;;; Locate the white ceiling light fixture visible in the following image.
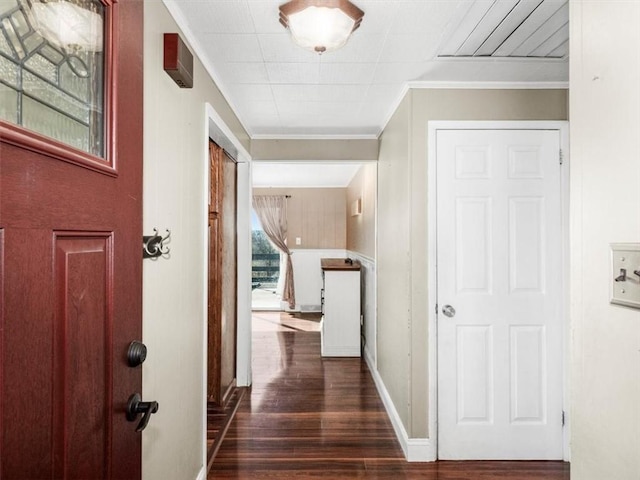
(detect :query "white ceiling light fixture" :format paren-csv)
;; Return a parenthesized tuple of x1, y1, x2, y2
(278, 0, 364, 54)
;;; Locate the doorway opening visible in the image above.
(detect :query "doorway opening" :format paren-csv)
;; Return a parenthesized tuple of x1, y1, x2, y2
(205, 139, 240, 468)
(251, 209, 282, 310)
(250, 161, 367, 317)
(202, 104, 253, 474)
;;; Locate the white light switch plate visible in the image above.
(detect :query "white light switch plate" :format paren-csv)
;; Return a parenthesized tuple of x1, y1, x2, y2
(610, 243, 640, 309)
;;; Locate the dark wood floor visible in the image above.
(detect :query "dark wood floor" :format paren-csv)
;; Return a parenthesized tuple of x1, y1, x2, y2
(207, 387, 246, 469)
(208, 312, 570, 479)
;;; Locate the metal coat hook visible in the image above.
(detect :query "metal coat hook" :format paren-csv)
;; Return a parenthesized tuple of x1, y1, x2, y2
(143, 228, 171, 259)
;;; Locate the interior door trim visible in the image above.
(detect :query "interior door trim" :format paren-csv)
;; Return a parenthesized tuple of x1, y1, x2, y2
(200, 103, 252, 478)
(426, 120, 570, 462)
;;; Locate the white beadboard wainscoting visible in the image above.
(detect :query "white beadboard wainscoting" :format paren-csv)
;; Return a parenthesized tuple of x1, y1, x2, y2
(289, 249, 347, 312)
(347, 251, 376, 366)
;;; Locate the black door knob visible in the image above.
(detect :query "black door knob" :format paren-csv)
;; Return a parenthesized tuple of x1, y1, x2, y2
(127, 341, 147, 367)
(126, 393, 159, 432)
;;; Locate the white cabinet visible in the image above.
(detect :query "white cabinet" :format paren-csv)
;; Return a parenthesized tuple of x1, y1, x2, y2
(320, 259, 361, 357)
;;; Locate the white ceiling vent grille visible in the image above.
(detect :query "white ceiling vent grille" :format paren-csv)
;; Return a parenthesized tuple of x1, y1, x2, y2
(439, 0, 568, 59)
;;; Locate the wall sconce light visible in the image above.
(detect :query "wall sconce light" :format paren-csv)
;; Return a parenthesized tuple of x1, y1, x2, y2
(31, 0, 103, 52)
(350, 198, 362, 216)
(279, 0, 364, 54)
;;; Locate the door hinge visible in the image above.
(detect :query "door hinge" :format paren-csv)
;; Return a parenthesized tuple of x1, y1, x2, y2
(562, 410, 565, 426)
(559, 149, 564, 165)
(435, 303, 439, 315)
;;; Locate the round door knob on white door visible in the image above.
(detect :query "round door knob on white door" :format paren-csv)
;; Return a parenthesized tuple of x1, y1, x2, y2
(442, 305, 456, 318)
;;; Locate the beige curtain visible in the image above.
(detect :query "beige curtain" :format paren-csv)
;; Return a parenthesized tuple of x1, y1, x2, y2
(252, 195, 295, 309)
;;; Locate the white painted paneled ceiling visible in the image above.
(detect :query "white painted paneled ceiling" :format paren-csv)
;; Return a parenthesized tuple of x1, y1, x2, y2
(166, 0, 569, 138)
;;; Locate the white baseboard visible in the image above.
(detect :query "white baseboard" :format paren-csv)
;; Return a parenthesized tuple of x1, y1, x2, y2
(363, 343, 376, 369)
(406, 438, 437, 462)
(321, 345, 360, 357)
(299, 304, 321, 312)
(364, 349, 437, 462)
(195, 466, 206, 480)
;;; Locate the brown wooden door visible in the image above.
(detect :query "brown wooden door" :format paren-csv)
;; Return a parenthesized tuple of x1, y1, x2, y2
(0, 1, 144, 478)
(207, 141, 237, 405)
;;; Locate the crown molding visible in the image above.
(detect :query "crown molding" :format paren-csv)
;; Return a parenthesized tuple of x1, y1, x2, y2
(376, 83, 410, 138)
(252, 159, 374, 164)
(376, 80, 569, 137)
(407, 80, 569, 90)
(250, 133, 379, 141)
(434, 55, 569, 64)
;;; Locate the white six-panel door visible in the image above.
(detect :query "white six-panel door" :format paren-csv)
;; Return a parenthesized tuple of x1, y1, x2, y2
(436, 129, 564, 460)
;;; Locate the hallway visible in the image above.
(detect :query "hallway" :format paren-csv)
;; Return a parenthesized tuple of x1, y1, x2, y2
(208, 312, 569, 479)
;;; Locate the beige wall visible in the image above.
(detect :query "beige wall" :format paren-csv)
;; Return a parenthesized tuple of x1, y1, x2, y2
(253, 188, 347, 249)
(142, 2, 249, 479)
(377, 89, 568, 438)
(251, 139, 379, 161)
(346, 163, 376, 259)
(570, 2, 640, 479)
(377, 94, 412, 430)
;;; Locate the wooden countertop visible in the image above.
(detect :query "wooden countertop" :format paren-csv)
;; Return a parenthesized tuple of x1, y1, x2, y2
(321, 258, 361, 271)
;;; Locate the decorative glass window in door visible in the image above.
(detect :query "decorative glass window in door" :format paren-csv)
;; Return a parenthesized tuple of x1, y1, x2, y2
(0, 0, 105, 157)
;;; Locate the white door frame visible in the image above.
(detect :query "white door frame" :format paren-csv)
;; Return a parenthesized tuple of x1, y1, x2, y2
(426, 121, 570, 461)
(200, 103, 253, 478)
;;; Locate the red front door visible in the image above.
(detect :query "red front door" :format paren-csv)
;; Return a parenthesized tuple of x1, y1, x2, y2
(0, 0, 144, 478)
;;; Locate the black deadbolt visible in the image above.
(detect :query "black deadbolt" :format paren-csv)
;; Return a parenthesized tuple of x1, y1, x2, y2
(127, 341, 147, 367)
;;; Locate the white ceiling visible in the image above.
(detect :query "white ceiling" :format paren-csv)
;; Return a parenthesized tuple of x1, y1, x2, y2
(166, 0, 569, 138)
(252, 162, 363, 187)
